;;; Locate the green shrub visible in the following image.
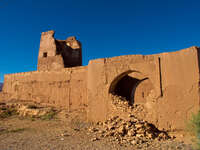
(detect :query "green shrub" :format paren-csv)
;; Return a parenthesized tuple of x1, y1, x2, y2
(9, 128, 25, 133)
(0, 108, 18, 118)
(40, 110, 56, 120)
(188, 111, 200, 150)
(0, 128, 26, 135)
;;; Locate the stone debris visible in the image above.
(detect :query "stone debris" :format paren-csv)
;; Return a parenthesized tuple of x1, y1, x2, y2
(110, 94, 146, 115)
(88, 115, 170, 145)
(61, 132, 70, 137)
(88, 94, 170, 146)
(90, 137, 100, 142)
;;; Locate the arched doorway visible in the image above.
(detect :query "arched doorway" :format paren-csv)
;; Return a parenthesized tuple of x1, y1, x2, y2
(109, 72, 154, 105)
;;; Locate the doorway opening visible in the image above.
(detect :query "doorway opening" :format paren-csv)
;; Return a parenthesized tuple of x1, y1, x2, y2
(109, 71, 154, 105)
(110, 74, 141, 105)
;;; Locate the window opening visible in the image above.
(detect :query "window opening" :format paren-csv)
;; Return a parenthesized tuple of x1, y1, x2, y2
(43, 52, 47, 57)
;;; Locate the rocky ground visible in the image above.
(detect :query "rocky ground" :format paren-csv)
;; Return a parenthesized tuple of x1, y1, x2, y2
(0, 101, 195, 150)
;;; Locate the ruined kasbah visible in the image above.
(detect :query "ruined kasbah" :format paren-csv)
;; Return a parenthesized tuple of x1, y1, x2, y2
(0, 30, 199, 132)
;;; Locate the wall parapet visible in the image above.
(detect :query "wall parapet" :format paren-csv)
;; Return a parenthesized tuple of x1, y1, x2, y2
(4, 66, 88, 78)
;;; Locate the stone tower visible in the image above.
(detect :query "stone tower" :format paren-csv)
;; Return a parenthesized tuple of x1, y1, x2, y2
(37, 30, 82, 71)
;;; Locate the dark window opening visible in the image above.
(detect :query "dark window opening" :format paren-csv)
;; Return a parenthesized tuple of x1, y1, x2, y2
(43, 52, 48, 57)
(112, 75, 140, 105)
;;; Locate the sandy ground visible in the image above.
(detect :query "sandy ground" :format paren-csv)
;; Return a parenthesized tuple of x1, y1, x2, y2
(0, 110, 195, 150)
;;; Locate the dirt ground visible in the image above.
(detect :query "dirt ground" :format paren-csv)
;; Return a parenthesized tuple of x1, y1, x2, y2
(0, 113, 194, 150)
(0, 101, 196, 150)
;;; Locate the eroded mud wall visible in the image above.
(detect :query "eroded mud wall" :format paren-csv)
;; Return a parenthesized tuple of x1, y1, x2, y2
(87, 47, 200, 131)
(87, 55, 161, 122)
(154, 47, 200, 130)
(1, 46, 199, 131)
(2, 66, 87, 111)
(37, 31, 82, 71)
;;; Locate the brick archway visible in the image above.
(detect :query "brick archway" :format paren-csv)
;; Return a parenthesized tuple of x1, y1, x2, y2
(109, 71, 154, 105)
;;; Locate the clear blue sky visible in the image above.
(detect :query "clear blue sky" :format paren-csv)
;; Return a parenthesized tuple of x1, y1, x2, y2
(1, 0, 200, 82)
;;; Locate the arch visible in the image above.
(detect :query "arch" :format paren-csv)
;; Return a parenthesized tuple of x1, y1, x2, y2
(109, 70, 140, 94)
(109, 70, 154, 105)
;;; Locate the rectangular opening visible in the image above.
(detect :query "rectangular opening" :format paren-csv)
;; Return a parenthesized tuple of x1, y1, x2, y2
(43, 52, 47, 58)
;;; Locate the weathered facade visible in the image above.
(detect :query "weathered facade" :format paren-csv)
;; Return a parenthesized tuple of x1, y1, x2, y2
(0, 31, 200, 131)
(37, 30, 82, 71)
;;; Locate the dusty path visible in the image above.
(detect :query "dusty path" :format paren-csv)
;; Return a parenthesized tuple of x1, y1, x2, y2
(0, 116, 194, 150)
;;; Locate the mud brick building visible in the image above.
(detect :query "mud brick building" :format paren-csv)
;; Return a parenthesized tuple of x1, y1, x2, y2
(0, 30, 199, 131)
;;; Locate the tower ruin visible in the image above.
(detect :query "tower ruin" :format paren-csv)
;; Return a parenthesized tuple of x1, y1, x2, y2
(37, 30, 82, 71)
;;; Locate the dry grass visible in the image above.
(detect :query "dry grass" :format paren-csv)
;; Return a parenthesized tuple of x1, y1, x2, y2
(187, 111, 200, 150)
(0, 108, 18, 118)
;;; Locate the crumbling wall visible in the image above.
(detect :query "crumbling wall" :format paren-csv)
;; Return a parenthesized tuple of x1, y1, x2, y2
(37, 30, 64, 71)
(1, 44, 200, 132)
(87, 55, 161, 122)
(56, 37, 82, 68)
(37, 31, 82, 71)
(154, 47, 200, 130)
(87, 47, 200, 131)
(2, 66, 87, 111)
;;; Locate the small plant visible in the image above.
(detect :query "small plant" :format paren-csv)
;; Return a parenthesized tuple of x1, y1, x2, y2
(19, 115, 36, 121)
(0, 128, 26, 135)
(0, 108, 18, 118)
(40, 110, 57, 120)
(187, 111, 200, 150)
(9, 128, 25, 133)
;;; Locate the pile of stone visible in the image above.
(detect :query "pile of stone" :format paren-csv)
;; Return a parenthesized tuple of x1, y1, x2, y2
(110, 94, 145, 113)
(88, 115, 170, 145)
(110, 94, 147, 120)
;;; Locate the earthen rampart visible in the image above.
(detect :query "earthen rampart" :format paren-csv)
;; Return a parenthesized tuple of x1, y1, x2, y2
(87, 47, 200, 131)
(1, 30, 200, 132)
(3, 66, 87, 111)
(37, 30, 82, 71)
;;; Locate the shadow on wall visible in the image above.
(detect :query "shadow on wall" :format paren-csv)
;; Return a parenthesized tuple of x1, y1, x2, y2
(55, 39, 82, 68)
(109, 71, 154, 105)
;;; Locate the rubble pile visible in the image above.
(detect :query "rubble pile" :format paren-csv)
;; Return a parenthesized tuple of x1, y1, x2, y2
(88, 94, 171, 146)
(89, 115, 170, 145)
(110, 94, 145, 114)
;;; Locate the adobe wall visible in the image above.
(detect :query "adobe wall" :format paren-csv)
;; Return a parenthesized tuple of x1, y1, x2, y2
(87, 54, 160, 118)
(1, 46, 199, 131)
(2, 66, 87, 111)
(155, 47, 200, 130)
(37, 31, 82, 71)
(87, 47, 200, 131)
(38, 56, 65, 71)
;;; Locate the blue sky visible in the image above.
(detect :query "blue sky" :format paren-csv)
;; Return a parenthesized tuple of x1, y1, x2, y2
(1, 0, 200, 82)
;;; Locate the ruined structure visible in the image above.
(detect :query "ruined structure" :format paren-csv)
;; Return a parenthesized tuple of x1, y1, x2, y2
(0, 30, 200, 132)
(37, 30, 82, 71)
